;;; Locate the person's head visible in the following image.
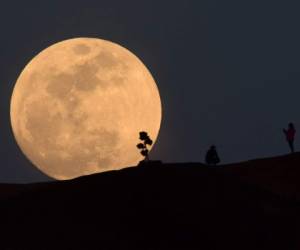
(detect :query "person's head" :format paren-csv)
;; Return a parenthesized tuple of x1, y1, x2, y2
(289, 123, 295, 130)
(210, 145, 216, 150)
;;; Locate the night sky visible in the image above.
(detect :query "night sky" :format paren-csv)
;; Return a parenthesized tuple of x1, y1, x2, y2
(1, 1, 300, 183)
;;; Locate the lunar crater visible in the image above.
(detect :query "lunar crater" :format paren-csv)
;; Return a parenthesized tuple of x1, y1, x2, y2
(73, 44, 91, 55)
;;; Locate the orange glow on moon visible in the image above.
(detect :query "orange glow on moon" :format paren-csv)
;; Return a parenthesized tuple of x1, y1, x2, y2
(10, 38, 162, 180)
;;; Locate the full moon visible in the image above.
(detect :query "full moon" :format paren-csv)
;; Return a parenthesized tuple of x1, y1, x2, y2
(10, 38, 162, 180)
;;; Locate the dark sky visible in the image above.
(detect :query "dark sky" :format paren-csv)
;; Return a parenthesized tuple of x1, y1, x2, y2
(1, 0, 300, 183)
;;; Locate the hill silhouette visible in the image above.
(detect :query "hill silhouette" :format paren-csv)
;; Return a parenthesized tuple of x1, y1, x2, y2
(0, 154, 300, 249)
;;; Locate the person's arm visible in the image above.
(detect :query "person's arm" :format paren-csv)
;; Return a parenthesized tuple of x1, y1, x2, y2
(283, 129, 287, 134)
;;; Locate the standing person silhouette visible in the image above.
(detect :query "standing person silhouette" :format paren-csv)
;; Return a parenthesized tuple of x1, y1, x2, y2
(205, 145, 220, 165)
(283, 123, 296, 153)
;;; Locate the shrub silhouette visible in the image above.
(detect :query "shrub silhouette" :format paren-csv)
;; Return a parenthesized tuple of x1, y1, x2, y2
(137, 131, 153, 161)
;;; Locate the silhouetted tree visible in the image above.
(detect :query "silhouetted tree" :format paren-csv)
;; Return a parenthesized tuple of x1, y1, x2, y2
(137, 131, 153, 161)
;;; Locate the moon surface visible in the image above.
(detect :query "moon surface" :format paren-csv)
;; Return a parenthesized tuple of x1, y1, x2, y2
(10, 38, 162, 180)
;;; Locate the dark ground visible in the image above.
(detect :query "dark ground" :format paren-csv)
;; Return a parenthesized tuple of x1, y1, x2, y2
(0, 153, 300, 249)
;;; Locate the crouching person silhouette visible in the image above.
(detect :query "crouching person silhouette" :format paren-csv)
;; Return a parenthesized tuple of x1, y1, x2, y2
(283, 123, 296, 153)
(205, 145, 220, 166)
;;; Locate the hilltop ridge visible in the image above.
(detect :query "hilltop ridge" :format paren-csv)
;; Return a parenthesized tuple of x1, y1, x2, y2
(0, 153, 299, 249)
